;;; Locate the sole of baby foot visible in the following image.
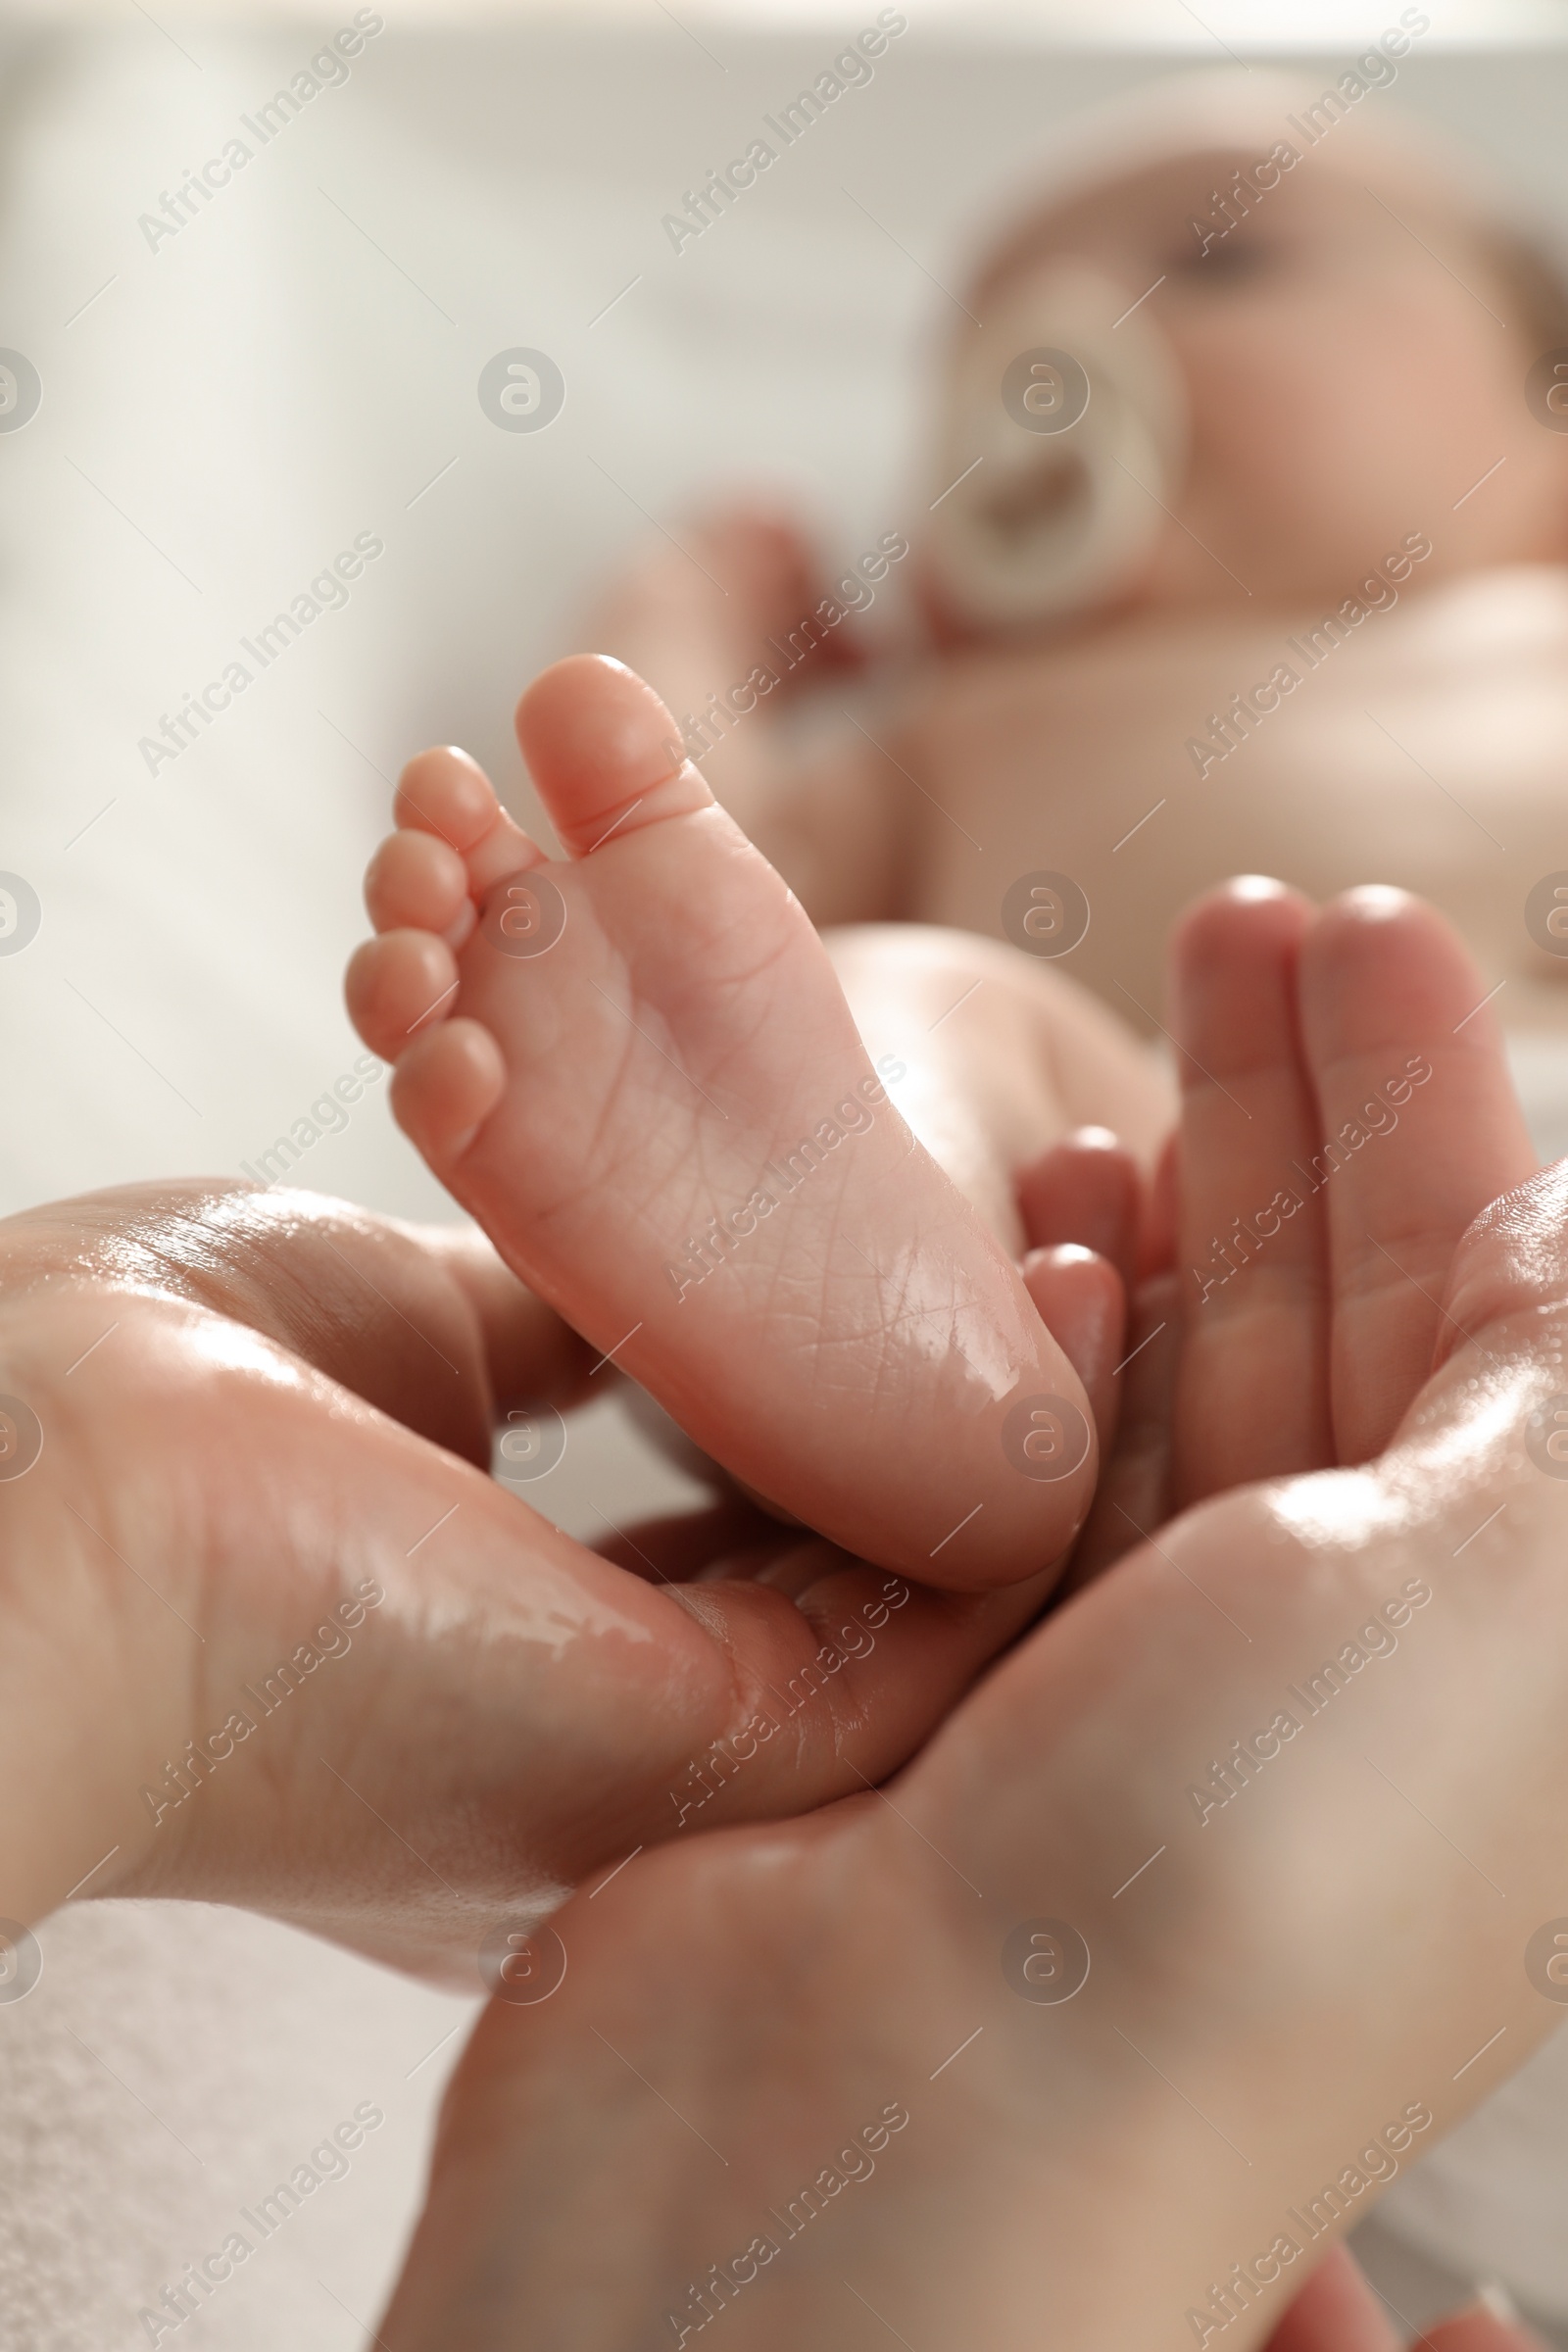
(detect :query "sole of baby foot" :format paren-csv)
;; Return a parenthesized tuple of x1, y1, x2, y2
(346, 654, 1097, 1591)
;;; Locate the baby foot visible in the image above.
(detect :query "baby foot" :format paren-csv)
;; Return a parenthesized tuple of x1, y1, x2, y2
(345, 654, 1096, 1590)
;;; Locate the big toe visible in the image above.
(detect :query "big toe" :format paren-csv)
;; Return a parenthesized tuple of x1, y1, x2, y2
(516, 656, 710, 856)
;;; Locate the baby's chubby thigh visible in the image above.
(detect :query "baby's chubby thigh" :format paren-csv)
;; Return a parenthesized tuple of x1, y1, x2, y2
(825, 923, 1175, 1250)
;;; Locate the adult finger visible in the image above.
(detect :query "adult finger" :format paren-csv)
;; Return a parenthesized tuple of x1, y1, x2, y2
(1167, 878, 1334, 1505)
(1262, 2254, 1544, 2352)
(1297, 888, 1538, 1461)
(1261, 2246, 1399, 2352)
(1057, 1269, 1179, 1593)
(1020, 1244, 1126, 1458)
(1015, 1128, 1143, 1294)
(410, 1217, 597, 1414)
(1419, 2285, 1548, 2349)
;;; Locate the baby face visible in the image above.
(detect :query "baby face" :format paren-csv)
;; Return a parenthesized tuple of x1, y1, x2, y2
(967, 143, 1568, 615)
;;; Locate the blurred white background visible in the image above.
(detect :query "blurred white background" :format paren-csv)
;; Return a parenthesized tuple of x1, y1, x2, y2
(4, 6, 1568, 2345)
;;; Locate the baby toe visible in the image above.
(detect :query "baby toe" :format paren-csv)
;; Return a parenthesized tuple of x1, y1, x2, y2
(366, 828, 472, 943)
(515, 655, 708, 855)
(396, 746, 543, 901)
(345, 930, 460, 1062)
(396, 746, 501, 850)
(391, 1019, 507, 1166)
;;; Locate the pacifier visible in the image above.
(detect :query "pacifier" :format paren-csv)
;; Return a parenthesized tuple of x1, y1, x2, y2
(922, 264, 1188, 632)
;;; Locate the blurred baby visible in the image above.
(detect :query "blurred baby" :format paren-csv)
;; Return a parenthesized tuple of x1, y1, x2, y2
(591, 53, 1568, 1132)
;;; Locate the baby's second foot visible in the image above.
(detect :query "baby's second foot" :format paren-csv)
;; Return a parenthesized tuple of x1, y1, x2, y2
(346, 655, 1096, 1590)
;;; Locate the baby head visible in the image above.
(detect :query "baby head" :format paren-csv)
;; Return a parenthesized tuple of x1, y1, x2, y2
(922, 64, 1568, 633)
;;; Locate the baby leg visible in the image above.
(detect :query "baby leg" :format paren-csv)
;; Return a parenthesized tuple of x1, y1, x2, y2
(825, 921, 1174, 1252)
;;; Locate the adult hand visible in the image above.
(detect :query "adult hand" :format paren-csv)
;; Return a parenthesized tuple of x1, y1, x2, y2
(0, 1180, 1071, 1979)
(1047, 877, 1536, 1574)
(1027, 882, 1545, 2343)
(378, 885, 1568, 2348)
